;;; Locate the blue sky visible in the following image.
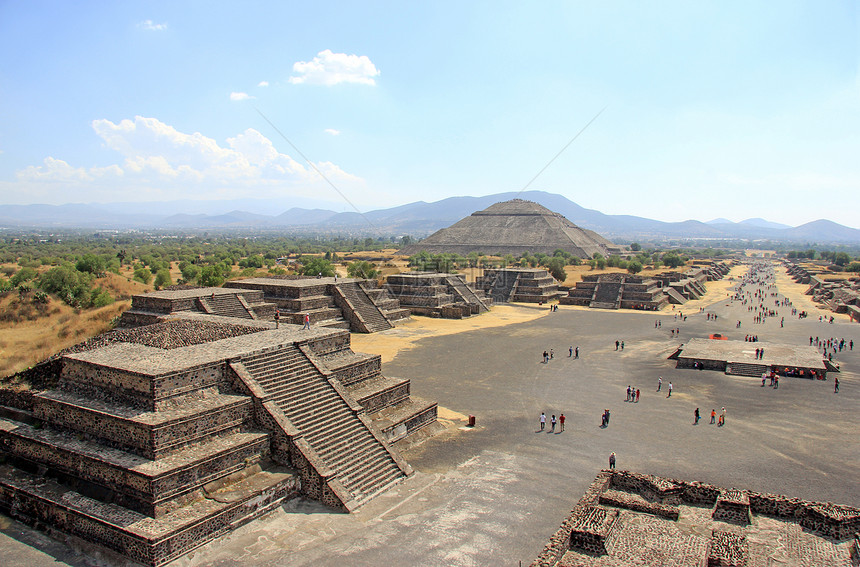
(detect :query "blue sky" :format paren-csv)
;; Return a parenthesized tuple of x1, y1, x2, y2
(1, 1, 858, 227)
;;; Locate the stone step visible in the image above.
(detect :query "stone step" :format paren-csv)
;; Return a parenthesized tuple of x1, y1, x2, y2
(0, 418, 269, 516)
(0, 461, 298, 567)
(32, 391, 252, 460)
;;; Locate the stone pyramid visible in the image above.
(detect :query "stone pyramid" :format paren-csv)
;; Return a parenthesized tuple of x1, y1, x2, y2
(399, 199, 622, 258)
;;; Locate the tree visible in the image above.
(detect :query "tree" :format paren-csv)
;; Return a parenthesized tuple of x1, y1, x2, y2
(630, 242, 641, 251)
(75, 253, 107, 275)
(834, 252, 850, 266)
(347, 260, 379, 279)
(627, 260, 643, 274)
(301, 258, 335, 277)
(546, 257, 567, 282)
(198, 266, 225, 287)
(662, 252, 684, 268)
(10, 267, 37, 287)
(844, 262, 860, 273)
(133, 266, 152, 285)
(154, 268, 172, 288)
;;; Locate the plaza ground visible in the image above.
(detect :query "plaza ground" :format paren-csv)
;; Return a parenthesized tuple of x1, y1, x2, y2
(1, 264, 857, 566)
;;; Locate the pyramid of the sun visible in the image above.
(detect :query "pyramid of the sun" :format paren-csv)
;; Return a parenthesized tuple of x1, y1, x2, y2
(400, 199, 622, 258)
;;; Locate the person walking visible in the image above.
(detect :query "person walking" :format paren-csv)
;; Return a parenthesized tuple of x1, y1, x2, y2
(719, 407, 726, 426)
(569, 346, 573, 357)
(540, 412, 546, 431)
(694, 407, 700, 424)
(834, 377, 839, 393)
(667, 382, 673, 398)
(609, 452, 616, 470)
(550, 414, 557, 432)
(559, 413, 565, 432)
(274, 309, 280, 329)
(635, 389, 640, 402)
(615, 340, 619, 351)
(575, 347, 579, 358)
(710, 409, 716, 424)
(303, 313, 310, 330)
(657, 377, 662, 391)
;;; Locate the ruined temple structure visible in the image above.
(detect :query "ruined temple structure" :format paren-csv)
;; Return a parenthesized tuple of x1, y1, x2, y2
(560, 273, 669, 310)
(0, 297, 437, 565)
(476, 268, 564, 303)
(384, 272, 493, 318)
(398, 199, 624, 258)
(785, 261, 860, 322)
(671, 338, 831, 378)
(224, 277, 410, 333)
(533, 470, 859, 567)
(119, 277, 410, 334)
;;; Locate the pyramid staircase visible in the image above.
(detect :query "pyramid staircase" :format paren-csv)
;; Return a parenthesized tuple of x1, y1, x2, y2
(590, 282, 623, 309)
(726, 361, 769, 377)
(198, 293, 254, 319)
(446, 275, 490, 312)
(333, 282, 393, 333)
(234, 344, 408, 507)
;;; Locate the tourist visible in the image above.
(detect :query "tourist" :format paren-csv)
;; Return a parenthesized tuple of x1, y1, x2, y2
(621, 341, 625, 351)
(657, 377, 662, 391)
(635, 389, 640, 403)
(559, 413, 565, 432)
(550, 414, 556, 432)
(540, 412, 546, 431)
(609, 452, 616, 470)
(710, 409, 716, 424)
(569, 346, 573, 357)
(667, 382, 673, 398)
(719, 407, 726, 426)
(542, 350, 548, 363)
(274, 309, 280, 329)
(834, 377, 839, 393)
(694, 407, 699, 424)
(615, 340, 619, 351)
(575, 347, 579, 358)
(550, 349, 554, 360)
(303, 313, 310, 330)
(626, 386, 631, 401)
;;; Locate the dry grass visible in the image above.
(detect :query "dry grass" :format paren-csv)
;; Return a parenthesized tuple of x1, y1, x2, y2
(0, 293, 130, 378)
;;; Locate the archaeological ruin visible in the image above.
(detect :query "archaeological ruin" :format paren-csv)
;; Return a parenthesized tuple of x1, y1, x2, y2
(560, 262, 732, 311)
(533, 469, 859, 567)
(119, 277, 410, 333)
(398, 199, 624, 258)
(476, 267, 564, 304)
(784, 260, 860, 322)
(384, 272, 493, 318)
(672, 337, 831, 379)
(0, 287, 436, 566)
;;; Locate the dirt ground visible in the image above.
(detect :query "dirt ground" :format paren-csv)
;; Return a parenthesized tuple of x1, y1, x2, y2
(350, 303, 551, 363)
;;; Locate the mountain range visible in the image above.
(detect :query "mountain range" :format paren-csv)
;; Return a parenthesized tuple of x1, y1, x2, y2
(2, 191, 859, 244)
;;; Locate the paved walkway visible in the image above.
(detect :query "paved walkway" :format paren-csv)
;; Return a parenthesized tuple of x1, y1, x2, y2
(1, 264, 857, 567)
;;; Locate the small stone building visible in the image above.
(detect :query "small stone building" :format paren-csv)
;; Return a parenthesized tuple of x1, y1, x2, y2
(560, 273, 669, 310)
(476, 268, 564, 303)
(384, 272, 492, 318)
(0, 297, 437, 565)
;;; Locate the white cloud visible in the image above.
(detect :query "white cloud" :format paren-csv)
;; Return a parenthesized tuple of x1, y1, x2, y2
(324, 128, 341, 136)
(12, 116, 362, 203)
(258, 81, 269, 87)
(138, 20, 167, 31)
(229, 92, 254, 101)
(289, 50, 380, 86)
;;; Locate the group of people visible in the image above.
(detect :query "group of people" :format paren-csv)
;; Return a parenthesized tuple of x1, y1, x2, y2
(538, 412, 565, 432)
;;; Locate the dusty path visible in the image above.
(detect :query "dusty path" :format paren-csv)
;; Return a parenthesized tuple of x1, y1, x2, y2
(350, 303, 551, 363)
(772, 265, 852, 322)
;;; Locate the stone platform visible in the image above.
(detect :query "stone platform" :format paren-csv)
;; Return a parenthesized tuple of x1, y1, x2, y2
(674, 338, 828, 378)
(533, 470, 858, 567)
(0, 311, 438, 565)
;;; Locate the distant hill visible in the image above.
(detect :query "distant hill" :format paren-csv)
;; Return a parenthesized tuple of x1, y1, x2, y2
(2, 191, 859, 244)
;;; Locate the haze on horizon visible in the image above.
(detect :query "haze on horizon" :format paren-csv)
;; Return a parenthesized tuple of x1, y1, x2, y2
(1, 1, 858, 228)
